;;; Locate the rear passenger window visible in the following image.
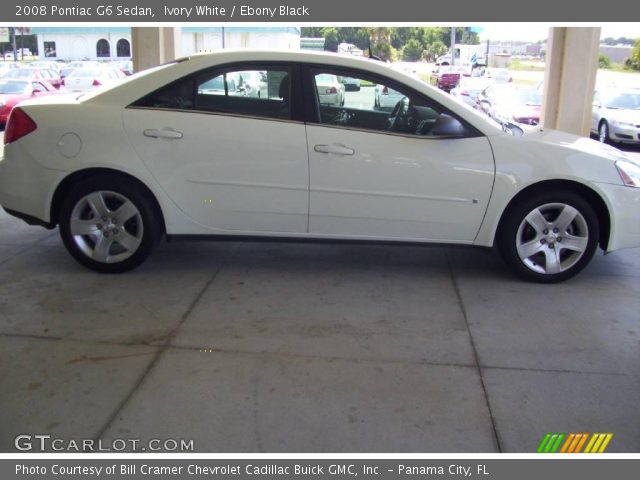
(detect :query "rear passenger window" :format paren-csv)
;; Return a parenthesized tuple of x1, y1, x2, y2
(132, 66, 291, 120)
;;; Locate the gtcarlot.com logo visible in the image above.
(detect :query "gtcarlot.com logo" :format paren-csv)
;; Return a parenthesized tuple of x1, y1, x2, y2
(14, 435, 194, 452)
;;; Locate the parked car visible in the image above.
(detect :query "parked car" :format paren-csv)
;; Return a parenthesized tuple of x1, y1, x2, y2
(374, 83, 404, 110)
(477, 84, 542, 127)
(59, 67, 77, 79)
(111, 60, 133, 76)
(315, 73, 345, 107)
(3, 67, 63, 90)
(0, 79, 57, 126)
(1, 50, 638, 282)
(29, 61, 63, 72)
(450, 77, 492, 108)
(63, 66, 126, 92)
(66, 61, 102, 70)
(591, 88, 640, 144)
(487, 68, 513, 83)
(0, 62, 21, 78)
(235, 70, 268, 98)
(339, 76, 361, 91)
(429, 66, 462, 92)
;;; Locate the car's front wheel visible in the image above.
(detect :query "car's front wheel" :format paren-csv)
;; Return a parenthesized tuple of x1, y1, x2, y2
(598, 121, 610, 143)
(498, 192, 599, 282)
(59, 176, 162, 273)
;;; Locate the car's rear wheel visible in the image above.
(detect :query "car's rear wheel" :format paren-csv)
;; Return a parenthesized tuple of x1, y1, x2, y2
(498, 191, 599, 282)
(59, 176, 161, 273)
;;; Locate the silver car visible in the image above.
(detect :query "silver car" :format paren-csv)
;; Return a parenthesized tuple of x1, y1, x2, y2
(315, 73, 345, 107)
(374, 84, 404, 110)
(592, 89, 640, 144)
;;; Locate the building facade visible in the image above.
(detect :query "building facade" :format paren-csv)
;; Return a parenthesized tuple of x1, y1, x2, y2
(33, 27, 300, 61)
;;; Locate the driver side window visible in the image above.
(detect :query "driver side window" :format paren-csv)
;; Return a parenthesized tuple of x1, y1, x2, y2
(311, 69, 463, 137)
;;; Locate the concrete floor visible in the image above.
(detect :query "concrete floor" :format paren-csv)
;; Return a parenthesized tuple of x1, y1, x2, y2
(0, 205, 639, 453)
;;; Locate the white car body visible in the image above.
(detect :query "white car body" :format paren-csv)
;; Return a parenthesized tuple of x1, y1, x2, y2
(315, 73, 345, 107)
(0, 50, 639, 278)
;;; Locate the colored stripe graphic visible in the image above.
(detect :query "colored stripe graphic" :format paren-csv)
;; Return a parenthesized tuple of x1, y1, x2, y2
(538, 433, 613, 453)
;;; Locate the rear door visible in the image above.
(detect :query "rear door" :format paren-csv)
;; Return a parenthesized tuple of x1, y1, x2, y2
(123, 63, 309, 234)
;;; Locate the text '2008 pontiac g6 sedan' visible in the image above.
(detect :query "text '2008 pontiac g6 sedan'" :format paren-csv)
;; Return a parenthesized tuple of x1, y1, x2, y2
(1, 50, 639, 282)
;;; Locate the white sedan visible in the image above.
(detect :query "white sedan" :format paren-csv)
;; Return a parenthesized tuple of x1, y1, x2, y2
(1, 50, 639, 282)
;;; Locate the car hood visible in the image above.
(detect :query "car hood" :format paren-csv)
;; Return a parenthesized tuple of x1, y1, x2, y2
(524, 128, 627, 162)
(604, 107, 640, 123)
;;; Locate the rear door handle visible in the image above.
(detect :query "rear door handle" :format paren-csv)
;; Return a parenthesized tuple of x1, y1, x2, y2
(314, 144, 355, 156)
(143, 128, 183, 140)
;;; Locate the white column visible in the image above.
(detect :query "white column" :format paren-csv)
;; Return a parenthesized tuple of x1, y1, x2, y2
(131, 27, 182, 73)
(541, 27, 601, 136)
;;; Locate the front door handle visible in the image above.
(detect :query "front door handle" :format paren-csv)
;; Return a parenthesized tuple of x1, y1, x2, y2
(143, 128, 183, 140)
(314, 144, 355, 156)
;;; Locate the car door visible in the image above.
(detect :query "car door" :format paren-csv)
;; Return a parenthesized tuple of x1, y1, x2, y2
(591, 90, 601, 132)
(123, 63, 309, 234)
(304, 67, 495, 242)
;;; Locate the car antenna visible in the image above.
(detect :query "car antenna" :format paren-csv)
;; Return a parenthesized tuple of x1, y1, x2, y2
(367, 36, 381, 62)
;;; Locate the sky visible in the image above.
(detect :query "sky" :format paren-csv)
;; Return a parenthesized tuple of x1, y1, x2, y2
(477, 23, 640, 42)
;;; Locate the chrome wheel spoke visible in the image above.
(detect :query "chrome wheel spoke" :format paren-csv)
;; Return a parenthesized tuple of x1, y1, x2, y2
(525, 208, 549, 234)
(70, 218, 99, 236)
(554, 205, 578, 233)
(544, 247, 562, 274)
(116, 231, 142, 253)
(86, 192, 110, 218)
(92, 235, 114, 262)
(560, 234, 588, 253)
(517, 239, 543, 259)
(113, 200, 138, 225)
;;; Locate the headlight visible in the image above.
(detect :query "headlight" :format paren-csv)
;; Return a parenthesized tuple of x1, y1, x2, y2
(615, 159, 640, 188)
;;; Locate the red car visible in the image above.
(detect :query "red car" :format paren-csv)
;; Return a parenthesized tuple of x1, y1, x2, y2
(3, 67, 63, 90)
(0, 79, 58, 127)
(429, 66, 462, 92)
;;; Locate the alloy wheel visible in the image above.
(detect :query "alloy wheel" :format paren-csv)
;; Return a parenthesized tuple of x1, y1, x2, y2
(69, 191, 144, 264)
(515, 203, 589, 275)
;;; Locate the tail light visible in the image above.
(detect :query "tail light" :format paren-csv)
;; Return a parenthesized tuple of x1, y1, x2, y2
(92, 79, 102, 86)
(325, 87, 337, 94)
(4, 107, 37, 145)
(381, 86, 389, 95)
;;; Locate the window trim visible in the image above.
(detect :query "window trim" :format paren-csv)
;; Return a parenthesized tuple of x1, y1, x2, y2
(128, 61, 304, 123)
(301, 64, 484, 139)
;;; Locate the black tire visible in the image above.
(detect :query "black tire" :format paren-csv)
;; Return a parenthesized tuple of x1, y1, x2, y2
(497, 191, 600, 283)
(598, 121, 610, 144)
(59, 175, 162, 273)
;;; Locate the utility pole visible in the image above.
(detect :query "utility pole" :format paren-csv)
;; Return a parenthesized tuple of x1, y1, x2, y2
(221, 27, 225, 49)
(11, 27, 17, 62)
(450, 27, 456, 66)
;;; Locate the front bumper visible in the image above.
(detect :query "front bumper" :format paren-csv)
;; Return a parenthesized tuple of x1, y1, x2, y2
(594, 182, 640, 252)
(610, 123, 640, 143)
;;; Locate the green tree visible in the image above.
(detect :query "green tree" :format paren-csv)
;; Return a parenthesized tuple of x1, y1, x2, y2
(598, 54, 611, 69)
(424, 40, 447, 62)
(321, 27, 339, 52)
(402, 38, 424, 61)
(631, 39, 640, 70)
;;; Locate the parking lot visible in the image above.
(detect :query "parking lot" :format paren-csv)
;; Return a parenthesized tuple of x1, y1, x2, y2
(1, 198, 639, 451)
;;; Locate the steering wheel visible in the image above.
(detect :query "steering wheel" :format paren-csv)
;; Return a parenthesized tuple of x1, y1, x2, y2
(386, 97, 413, 132)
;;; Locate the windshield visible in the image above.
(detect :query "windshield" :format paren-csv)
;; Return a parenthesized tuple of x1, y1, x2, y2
(604, 92, 640, 110)
(514, 89, 542, 106)
(0, 80, 29, 94)
(6, 70, 32, 79)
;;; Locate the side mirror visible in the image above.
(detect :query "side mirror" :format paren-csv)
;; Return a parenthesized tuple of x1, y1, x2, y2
(502, 122, 524, 137)
(430, 114, 467, 137)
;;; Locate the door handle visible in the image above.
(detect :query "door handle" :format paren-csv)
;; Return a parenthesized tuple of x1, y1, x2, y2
(314, 144, 355, 156)
(143, 128, 183, 140)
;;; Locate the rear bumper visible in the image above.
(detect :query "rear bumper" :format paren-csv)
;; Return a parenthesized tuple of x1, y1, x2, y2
(594, 182, 640, 252)
(0, 142, 67, 225)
